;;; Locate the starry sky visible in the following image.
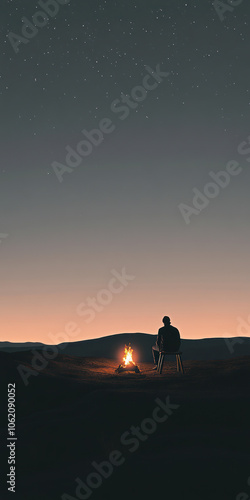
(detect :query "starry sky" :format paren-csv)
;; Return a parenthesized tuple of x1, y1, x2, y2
(1, 0, 250, 343)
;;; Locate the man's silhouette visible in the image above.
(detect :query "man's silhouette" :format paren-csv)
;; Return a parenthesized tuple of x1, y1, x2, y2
(152, 316, 181, 369)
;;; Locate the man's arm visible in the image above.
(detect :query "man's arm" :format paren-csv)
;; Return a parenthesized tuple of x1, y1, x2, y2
(156, 329, 161, 347)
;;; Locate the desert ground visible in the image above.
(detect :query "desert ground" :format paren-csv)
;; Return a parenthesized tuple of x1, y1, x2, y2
(1, 351, 250, 500)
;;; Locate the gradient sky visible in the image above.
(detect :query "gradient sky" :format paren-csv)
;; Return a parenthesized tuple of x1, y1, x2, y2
(1, 0, 250, 343)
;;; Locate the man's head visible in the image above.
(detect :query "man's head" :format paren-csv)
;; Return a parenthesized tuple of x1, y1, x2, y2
(162, 316, 171, 326)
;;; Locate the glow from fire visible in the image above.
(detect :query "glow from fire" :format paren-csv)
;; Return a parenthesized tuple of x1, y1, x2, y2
(123, 344, 134, 366)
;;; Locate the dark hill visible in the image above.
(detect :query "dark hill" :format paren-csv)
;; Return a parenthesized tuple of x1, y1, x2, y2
(1, 332, 250, 362)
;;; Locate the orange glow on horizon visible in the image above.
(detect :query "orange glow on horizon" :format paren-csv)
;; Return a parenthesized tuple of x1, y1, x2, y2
(0, 287, 249, 344)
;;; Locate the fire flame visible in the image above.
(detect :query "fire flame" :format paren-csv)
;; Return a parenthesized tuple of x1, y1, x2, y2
(123, 344, 134, 366)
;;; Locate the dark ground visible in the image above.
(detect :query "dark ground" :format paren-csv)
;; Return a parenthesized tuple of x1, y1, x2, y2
(0, 351, 250, 500)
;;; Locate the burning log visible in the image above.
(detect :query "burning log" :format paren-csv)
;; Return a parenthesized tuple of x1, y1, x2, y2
(115, 344, 140, 373)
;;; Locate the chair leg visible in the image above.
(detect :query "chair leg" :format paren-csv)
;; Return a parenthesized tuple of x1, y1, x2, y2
(159, 354, 165, 374)
(157, 353, 162, 372)
(159, 354, 162, 374)
(160, 354, 164, 373)
(179, 355, 184, 375)
(176, 354, 180, 372)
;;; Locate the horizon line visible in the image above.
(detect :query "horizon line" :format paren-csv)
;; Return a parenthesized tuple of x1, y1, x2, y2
(0, 332, 249, 346)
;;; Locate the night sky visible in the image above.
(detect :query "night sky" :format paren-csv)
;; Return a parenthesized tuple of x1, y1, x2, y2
(1, 0, 250, 343)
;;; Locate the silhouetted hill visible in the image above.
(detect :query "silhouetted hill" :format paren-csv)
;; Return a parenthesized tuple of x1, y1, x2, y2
(0, 341, 45, 352)
(1, 332, 250, 361)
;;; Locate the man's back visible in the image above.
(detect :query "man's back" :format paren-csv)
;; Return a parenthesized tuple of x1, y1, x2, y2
(158, 325, 181, 352)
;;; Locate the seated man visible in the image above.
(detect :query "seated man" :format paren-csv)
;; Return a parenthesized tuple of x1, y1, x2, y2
(152, 316, 181, 369)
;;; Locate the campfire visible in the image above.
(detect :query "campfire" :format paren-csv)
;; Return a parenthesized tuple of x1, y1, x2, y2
(115, 344, 140, 373)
